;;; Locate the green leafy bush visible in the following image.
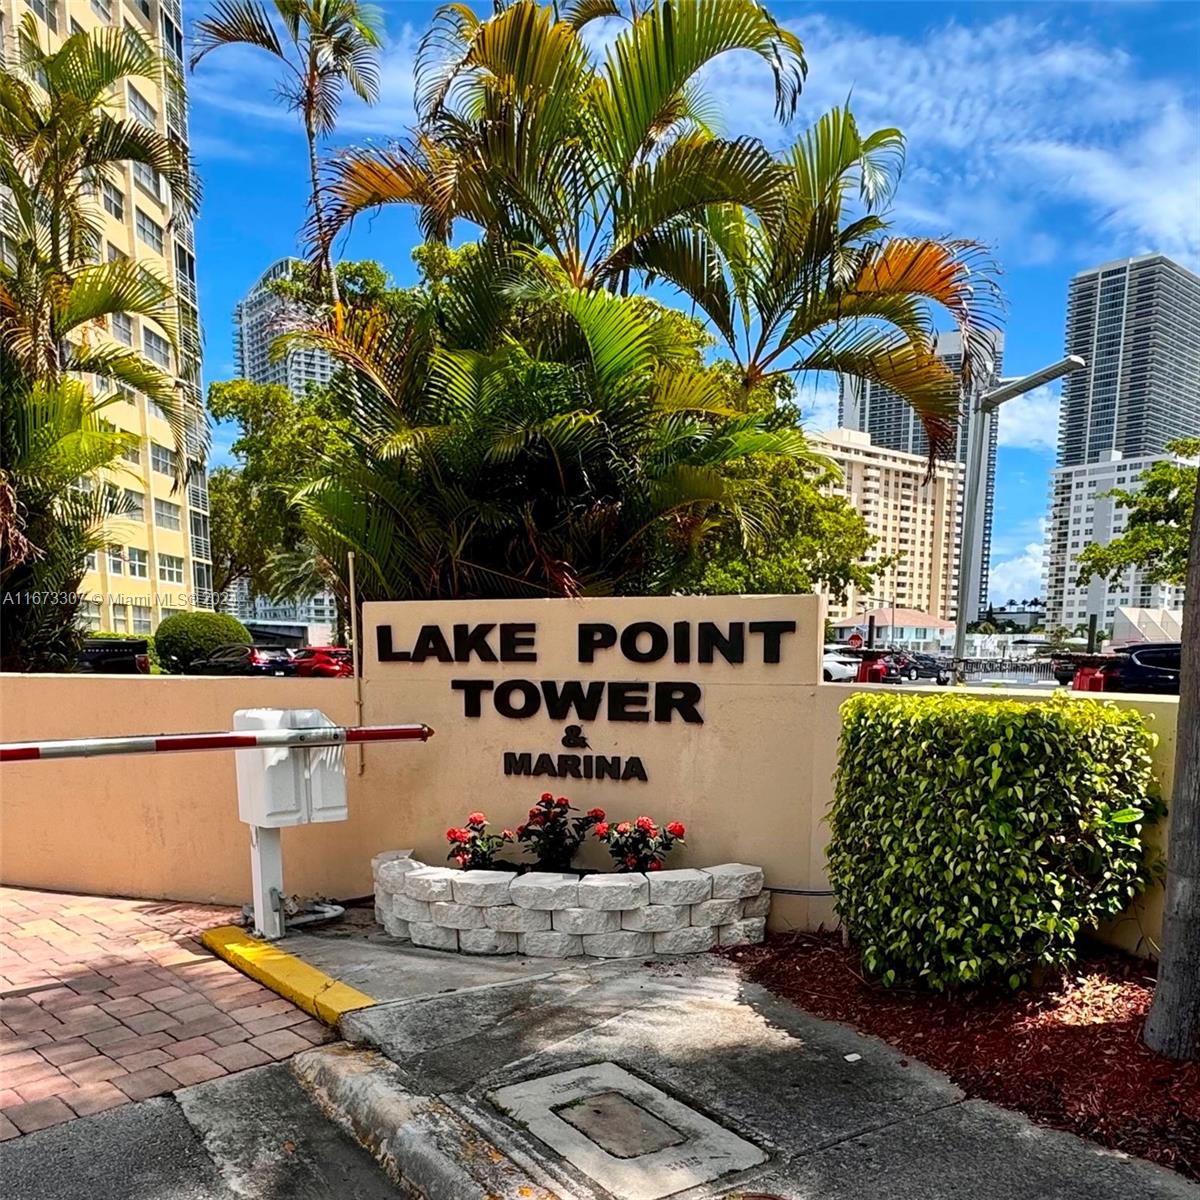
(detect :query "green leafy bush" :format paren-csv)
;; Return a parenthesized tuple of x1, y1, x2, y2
(829, 692, 1161, 990)
(155, 612, 250, 673)
(87, 630, 161, 673)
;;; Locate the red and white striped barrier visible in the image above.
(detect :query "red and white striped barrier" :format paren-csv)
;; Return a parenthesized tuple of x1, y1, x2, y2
(0, 724, 434, 763)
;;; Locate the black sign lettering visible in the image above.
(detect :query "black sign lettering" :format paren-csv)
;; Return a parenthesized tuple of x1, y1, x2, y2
(607, 681, 650, 722)
(542, 680, 605, 721)
(620, 621, 669, 663)
(376, 626, 410, 662)
(578, 623, 617, 662)
(411, 624, 454, 663)
(698, 621, 745, 664)
(452, 623, 498, 663)
(654, 682, 703, 724)
(749, 619, 797, 663)
(494, 679, 541, 719)
(500, 622, 537, 662)
(451, 678, 494, 717)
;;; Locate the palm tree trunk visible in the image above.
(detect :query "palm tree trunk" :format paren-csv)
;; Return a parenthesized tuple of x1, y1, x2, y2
(305, 113, 341, 308)
(1143, 469, 1200, 1060)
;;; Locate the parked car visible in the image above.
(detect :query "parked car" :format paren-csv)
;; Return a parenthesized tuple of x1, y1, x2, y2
(186, 644, 296, 676)
(902, 652, 950, 682)
(822, 645, 859, 682)
(292, 646, 354, 678)
(1095, 642, 1181, 695)
(77, 638, 150, 674)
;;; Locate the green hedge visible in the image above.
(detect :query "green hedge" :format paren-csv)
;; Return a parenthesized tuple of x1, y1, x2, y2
(155, 611, 250, 673)
(88, 630, 161, 673)
(829, 692, 1161, 990)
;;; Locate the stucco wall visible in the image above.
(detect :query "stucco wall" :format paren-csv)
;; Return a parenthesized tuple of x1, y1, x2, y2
(0, 671, 1175, 958)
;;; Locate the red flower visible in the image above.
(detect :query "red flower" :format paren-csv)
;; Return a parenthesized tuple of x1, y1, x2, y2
(527, 810, 544, 827)
(556, 797, 570, 809)
(586, 808, 605, 821)
(625, 855, 639, 869)
(467, 811, 487, 827)
(594, 822, 609, 838)
(516, 824, 527, 838)
(446, 827, 470, 844)
(501, 829, 515, 841)
(635, 816, 655, 833)
(648, 860, 663, 871)
(540, 792, 554, 802)
(666, 822, 685, 839)
(616, 822, 631, 835)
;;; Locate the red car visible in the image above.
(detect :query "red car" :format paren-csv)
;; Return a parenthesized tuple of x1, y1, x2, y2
(292, 646, 354, 678)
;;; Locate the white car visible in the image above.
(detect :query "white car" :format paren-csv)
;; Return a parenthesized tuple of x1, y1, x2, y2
(823, 645, 859, 682)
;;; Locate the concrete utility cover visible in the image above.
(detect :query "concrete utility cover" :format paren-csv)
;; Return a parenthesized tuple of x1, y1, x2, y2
(488, 1061, 766, 1200)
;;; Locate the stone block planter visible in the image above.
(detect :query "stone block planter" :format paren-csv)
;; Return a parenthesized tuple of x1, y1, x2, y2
(372, 854, 770, 960)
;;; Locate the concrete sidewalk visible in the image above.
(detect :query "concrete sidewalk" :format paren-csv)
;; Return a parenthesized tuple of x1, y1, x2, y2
(312, 949, 1196, 1199)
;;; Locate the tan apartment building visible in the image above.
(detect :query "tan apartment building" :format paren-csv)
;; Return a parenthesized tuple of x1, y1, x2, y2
(811, 428, 963, 624)
(1, 0, 211, 635)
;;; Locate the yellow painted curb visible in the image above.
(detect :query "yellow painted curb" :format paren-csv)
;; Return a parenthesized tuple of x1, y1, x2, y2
(201, 924, 375, 1026)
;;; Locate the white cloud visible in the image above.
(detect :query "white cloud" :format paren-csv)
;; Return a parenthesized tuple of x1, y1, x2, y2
(989, 541, 1046, 605)
(995, 384, 1060, 453)
(794, 377, 841, 434)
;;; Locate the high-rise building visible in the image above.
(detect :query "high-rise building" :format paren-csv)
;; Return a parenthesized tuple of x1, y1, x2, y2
(810, 428, 963, 624)
(1044, 255, 1199, 633)
(234, 258, 334, 394)
(839, 330, 1003, 620)
(1, 0, 212, 633)
(229, 259, 336, 637)
(1058, 255, 1200, 466)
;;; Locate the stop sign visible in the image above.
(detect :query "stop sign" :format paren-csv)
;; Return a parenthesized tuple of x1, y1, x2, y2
(848, 632, 864, 649)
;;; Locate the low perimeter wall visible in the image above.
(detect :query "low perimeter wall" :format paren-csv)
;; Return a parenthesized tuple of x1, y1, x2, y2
(0, 674, 1176, 958)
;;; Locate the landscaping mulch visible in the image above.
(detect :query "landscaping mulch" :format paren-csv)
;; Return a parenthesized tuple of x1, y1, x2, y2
(719, 932, 1200, 1181)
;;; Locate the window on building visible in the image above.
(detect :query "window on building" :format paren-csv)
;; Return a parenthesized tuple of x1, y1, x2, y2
(144, 327, 170, 369)
(79, 600, 102, 630)
(106, 243, 127, 264)
(111, 310, 133, 345)
(127, 86, 156, 129)
(91, 0, 112, 21)
(127, 547, 148, 578)
(154, 498, 181, 530)
(122, 438, 141, 465)
(112, 603, 128, 633)
(25, 0, 57, 33)
(102, 180, 124, 220)
(123, 489, 144, 520)
(151, 442, 176, 475)
(161, 12, 184, 59)
(71, 16, 85, 35)
(159, 553, 184, 584)
(84, 551, 97, 573)
(132, 160, 162, 200)
(135, 208, 164, 253)
(108, 545, 124, 575)
(132, 604, 152, 634)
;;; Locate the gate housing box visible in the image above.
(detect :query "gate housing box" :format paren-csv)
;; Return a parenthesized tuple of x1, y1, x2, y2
(234, 708, 348, 827)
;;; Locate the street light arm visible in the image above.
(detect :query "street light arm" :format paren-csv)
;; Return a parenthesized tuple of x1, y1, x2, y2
(980, 355, 1086, 411)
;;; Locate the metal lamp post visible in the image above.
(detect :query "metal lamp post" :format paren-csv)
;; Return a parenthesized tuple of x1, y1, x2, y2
(953, 354, 1086, 671)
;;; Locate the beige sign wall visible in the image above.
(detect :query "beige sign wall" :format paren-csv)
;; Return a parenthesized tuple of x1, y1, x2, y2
(360, 595, 830, 928)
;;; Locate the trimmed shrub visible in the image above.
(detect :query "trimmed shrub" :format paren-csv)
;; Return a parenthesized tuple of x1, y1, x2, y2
(155, 611, 251, 673)
(88, 630, 161, 673)
(829, 691, 1161, 990)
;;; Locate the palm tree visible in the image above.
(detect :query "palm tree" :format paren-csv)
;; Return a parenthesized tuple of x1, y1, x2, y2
(189, 0, 383, 304)
(676, 107, 1003, 459)
(280, 249, 821, 600)
(313, 0, 804, 291)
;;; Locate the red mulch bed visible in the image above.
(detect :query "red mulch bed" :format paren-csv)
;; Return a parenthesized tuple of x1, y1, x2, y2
(718, 932, 1200, 1180)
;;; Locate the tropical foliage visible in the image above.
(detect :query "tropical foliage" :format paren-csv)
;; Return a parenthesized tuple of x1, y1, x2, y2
(155, 610, 251, 673)
(190, 0, 383, 301)
(0, 18, 196, 669)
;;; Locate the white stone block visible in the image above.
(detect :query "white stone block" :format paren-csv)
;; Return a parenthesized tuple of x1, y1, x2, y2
(404, 866, 457, 902)
(518, 931, 583, 958)
(718, 918, 766, 947)
(552, 907, 620, 935)
(373, 900, 386, 926)
(648, 868, 712, 905)
(621, 904, 690, 933)
(382, 914, 411, 941)
(484, 905, 552, 932)
(375, 857, 423, 892)
(690, 898, 742, 927)
(741, 891, 771, 919)
(372, 849, 414, 877)
(409, 921, 459, 951)
(654, 926, 717, 954)
(389, 894, 432, 923)
(577, 873, 648, 910)
(430, 901, 487, 930)
(451, 870, 514, 907)
(703, 863, 764, 899)
(510, 873, 579, 910)
(459, 929, 518, 955)
(581, 931, 654, 958)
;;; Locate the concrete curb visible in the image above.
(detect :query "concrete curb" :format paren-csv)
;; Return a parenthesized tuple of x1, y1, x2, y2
(291, 1043, 564, 1200)
(200, 924, 375, 1025)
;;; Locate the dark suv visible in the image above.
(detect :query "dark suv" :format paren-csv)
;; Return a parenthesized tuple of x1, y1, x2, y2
(186, 644, 296, 676)
(1097, 643, 1181, 695)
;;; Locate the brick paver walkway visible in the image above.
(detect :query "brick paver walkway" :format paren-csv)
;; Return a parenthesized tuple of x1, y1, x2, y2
(0, 887, 330, 1139)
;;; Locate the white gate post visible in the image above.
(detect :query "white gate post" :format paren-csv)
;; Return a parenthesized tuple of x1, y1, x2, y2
(248, 824, 285, 939)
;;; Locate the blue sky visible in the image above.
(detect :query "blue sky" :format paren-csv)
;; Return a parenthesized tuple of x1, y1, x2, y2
(184, 0, 1200, 602)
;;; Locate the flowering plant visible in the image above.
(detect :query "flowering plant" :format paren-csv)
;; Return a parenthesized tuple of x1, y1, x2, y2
(594, 816, 686, 872)
(445, 811, 514, 869)
(517, 793, 606, 871)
